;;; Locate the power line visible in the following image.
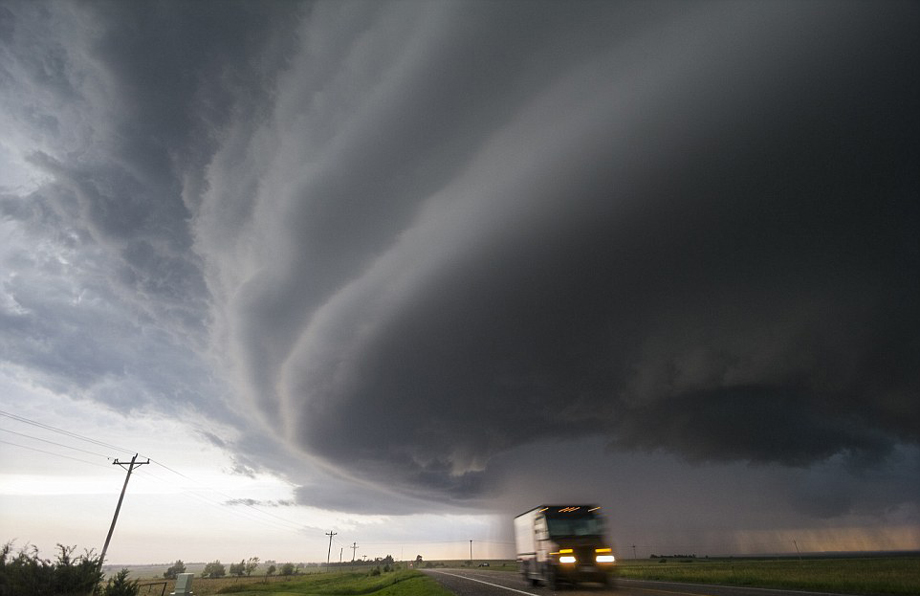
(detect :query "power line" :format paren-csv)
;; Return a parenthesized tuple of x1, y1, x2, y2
(134, 456, 319, 536)
(0, 438, 114, 470)
(104, 462, 316, 540)
(144, 459, 310, 531)
(0, 410, 133, 455)
(0, 427, 111, 459)
(127, 463, 310, 535)
(138, 469, 308, 535)
(146, 458, 194, 480)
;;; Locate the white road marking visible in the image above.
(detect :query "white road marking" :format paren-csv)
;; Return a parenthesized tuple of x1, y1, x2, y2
(428, 570, 541, 596)
(620, 578, 853, 596)
(625, 585, 716, 596)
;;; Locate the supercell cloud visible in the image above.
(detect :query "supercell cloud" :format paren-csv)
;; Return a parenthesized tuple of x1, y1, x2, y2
(2, 0, 918, 512)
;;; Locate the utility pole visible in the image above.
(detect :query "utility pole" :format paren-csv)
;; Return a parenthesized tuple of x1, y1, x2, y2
(326, 530, 338, 569)
(351, 542, 359, 562)
(100, 453, 149, 568)
(469, 540, 473, 566)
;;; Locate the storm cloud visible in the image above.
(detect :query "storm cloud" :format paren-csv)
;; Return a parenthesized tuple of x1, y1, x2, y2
(205, 1, 919, 493)
(2, 0, 918, 519)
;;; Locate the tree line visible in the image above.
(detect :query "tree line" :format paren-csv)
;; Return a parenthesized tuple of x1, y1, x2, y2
(164, 554, 405, 580)
(163, 555, 406, 579)
(165, 557, 300, 579)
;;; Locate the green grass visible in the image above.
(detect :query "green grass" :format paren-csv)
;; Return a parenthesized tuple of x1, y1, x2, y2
(616, 556, 920, 595)
(200, 569, 453, 596)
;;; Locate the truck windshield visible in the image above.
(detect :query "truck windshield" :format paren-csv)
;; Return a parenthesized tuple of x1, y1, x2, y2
(546, 516, 604, 537)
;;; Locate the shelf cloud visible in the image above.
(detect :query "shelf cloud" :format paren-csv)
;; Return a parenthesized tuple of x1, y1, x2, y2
(2, 0, 918, 524)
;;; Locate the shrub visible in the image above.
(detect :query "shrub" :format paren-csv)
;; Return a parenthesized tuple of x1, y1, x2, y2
(245, 557, 259, 576)
(229, 561, 245, 577)
(202, 560, 226, 578)
(0, 542, 102, 596)
(102, 568, 138, 596)
(163, 560, 186, 580)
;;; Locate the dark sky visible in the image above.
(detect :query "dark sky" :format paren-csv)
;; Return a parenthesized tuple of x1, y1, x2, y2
(1, 0, 918, 554)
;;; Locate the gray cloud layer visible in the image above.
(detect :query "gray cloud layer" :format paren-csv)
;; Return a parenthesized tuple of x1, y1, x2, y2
(2, 1, 918, 518)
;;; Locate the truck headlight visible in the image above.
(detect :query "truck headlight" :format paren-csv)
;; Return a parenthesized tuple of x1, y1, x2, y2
(559, 556, 577, 564)
(595, 548, 615, 563)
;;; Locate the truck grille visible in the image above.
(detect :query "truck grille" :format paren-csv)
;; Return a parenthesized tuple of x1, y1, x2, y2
(575, 546, 596, 565)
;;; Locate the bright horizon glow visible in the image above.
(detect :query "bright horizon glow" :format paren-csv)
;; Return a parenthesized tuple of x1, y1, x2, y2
(0, 375, 513, 564)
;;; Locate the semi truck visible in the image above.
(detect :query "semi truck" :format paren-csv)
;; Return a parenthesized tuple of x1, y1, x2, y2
(514, 505, 616, 589)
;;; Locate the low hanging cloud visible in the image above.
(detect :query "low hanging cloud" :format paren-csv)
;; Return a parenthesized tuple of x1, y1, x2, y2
(2, 1, 918, 512)
(224, 498, 295, 508)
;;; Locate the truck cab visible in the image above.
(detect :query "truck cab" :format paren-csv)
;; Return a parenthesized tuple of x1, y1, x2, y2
(515, 505, 616, 589)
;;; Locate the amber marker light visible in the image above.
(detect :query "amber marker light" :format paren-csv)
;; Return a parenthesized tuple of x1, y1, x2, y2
(558, 506, 582, 513)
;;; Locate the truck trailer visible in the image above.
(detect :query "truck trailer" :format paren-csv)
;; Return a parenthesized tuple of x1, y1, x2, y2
(514, 505, 616, 589)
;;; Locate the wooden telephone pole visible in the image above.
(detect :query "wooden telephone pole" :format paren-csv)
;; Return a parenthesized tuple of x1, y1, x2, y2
(326, 530, 338, 569)
(99, 453, 149, 567)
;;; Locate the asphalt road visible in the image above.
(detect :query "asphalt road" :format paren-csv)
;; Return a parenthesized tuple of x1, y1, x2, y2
(423, 568, 844, 596)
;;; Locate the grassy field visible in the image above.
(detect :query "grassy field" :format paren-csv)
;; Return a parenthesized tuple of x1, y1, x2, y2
(616, 555, 920, 595)
(132, 556, 920, 596)
(131, 560, 516, 595)
(138, 569, 453, 596)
